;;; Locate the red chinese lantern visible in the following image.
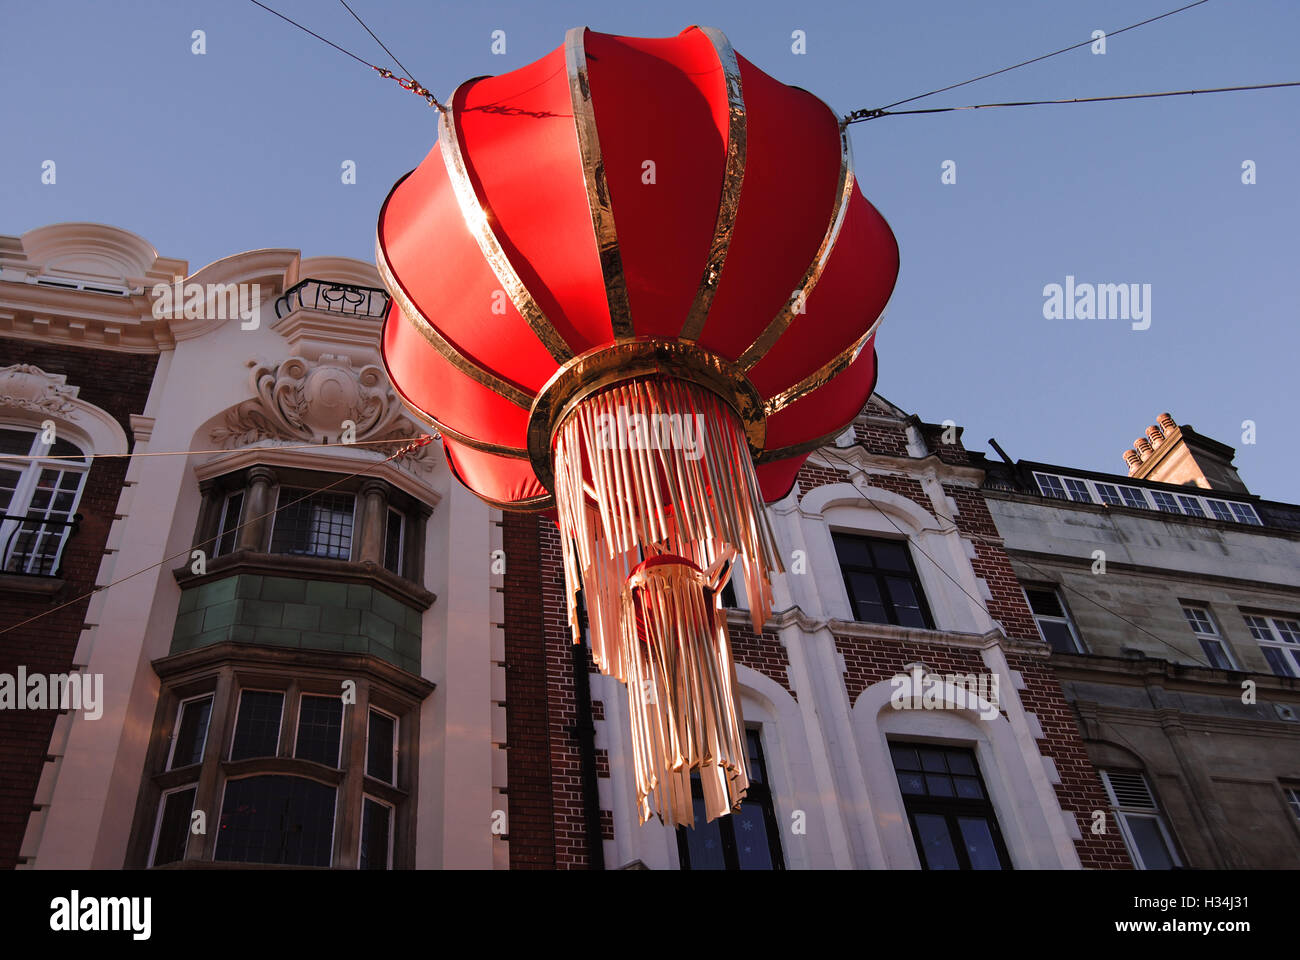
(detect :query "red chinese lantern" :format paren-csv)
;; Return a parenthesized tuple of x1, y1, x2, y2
(377, 26, 899, 826)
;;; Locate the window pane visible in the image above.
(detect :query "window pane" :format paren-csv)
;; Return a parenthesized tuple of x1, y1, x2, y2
(918, 749, 947, 773)
(1118, 486, 1148, 509)
(367, 709, 396, 783)
(1062, 478, 1092, 502)
(733, 802, 775, 870)
(359, 797, 392, 870)
(215, 776, 336, 866)
(230, 691, 284, 760)
(383, 510, 403, 575)
(954, 776, 984, 799)
(946, 752, 976, 776)
(0, 466, 22, 512)
(1151, 492, 1179, 513)
(153, 788, 197, 867)
(913, 813, 960, 870)
(1035, 474, 1067, 500)
(925, 774, 955, 797)
(1026, 588, 1064, 618)
(171, 696, 212, 769)
(1095, 483, 1122, 506)
(1262, 646, 1297, 678)
(1276, 619, 1300, 644)
(1207, 500, 1235, 522)
(845, 572, 887, 624)
(0, 429, 34, 456)
(745, 728, 765, 784)
(216, 492, 244, 557)
(886, 576, 927, 627)
(1038, 620, 1079, 654)
(1182, 606, 1215, 634)
(897, 771, 925, 794)
(1176, 496, 1205, 518)
(682, 794, 726, 869)
(957, 817, 1005, 869)
(830, 533, 872, 567)
(869, 540, 911, 572)
(1199, 639, 1234, 671)
(1229, 502, 1260, 525)
(890, 745, 921, 771)
(270, 488, 354, 560)
(1125, 814, 1175, 869)
(295, 694, 343, 767)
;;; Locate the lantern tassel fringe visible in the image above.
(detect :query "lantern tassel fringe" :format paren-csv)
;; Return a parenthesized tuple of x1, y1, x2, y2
(552, 378, 783, 826)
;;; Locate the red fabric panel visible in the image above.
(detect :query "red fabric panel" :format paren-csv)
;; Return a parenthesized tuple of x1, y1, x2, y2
(456, 49, 612, 353)
(696, 53, 842, 360)
(756, 456, 806, 504)
(584, 28, 728, 339)
(381, 300, 529, 449)
(441, 435, 549, 506)
(380, 160, 557, 393)
(748, 185, 898, 399)
(763, 342, 878, 451)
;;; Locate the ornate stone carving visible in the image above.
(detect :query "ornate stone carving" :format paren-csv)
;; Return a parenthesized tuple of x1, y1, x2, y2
(211, 355, 433, 472)
(0, 364, 79, 416)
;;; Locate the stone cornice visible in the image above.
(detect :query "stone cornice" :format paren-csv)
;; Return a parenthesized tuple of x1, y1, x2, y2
(1053, 650, 1300, 701)
(805, 446, 986, 487)
(172, 550, 436, 611)
(726, 605, 1045, 656)
(152, 639, 436, 700)
(1004, 546, 1300, 596)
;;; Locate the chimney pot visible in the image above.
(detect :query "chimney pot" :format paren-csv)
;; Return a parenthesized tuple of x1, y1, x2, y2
(1135, 437, 1154, 459)
(1157, 412, 1176, 432)
(1123, 449, 1142, 473)
(1146, 425, 1164, 448)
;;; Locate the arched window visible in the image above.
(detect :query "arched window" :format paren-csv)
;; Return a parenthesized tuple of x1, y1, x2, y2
(0, 425, 89, 576)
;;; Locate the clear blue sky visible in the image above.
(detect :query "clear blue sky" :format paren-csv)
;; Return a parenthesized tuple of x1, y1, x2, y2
(2, 0, 1296, 500)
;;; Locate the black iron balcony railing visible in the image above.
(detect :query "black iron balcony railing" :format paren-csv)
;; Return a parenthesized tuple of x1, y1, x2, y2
(273, 279, 390, 320)
(1, 513, 81, 578)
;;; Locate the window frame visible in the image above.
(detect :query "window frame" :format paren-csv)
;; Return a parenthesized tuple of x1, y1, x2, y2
(1099, 769, 1182, 869)
(293, 692, 345, 769)
(266, 484, 357, 562)
(832, 531, 935, 629)
(1180, 604, 1238, 670)
(1022, 583, 1086, 654)
(889, 741, 1013, 870)
(228, 687, 286, 761)
(0, 424, 90, 576)
(365, 705, 400, 787)
(213, 772, 340, 868)
(213, 490, 244, 558)
(166, 693, 214, 771)
(675, 726, 785, 871)
(148, 784, 198, 868)
(1031, 471, 1262, 526)
(359, 794, 396, 870)
(1243, 612, 1300, 677)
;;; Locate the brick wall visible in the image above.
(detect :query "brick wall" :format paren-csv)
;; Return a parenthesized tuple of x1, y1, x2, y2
(729, 621, 796, 699)
(501, 511, 555, 868)
(0, 339, 157, 869)
(799, 409, 1132, 868)
(1007, 651, 1133, 869)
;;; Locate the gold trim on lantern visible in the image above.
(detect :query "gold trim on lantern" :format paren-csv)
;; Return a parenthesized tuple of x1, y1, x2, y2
(375, 224, 536, 411)
(437, 83, 578, 365)
(565, 26, 636, 343)
(762, 313, 884, 417)
(736, 120, 855, 370)
(679, 26, 746, 343)
(527, 339, 767, 493)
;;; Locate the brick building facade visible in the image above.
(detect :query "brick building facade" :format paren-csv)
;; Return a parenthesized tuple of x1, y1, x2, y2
(15, 222, 1288, 871)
